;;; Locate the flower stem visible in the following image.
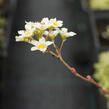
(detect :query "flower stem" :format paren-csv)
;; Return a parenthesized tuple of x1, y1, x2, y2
(59, 40, 64, 52)
(59, 56, 73, 72)
(58, 55, 109, 95)
(48, 43, 109, 95)
(53, 42, 59, 55)
(47, 48, 58, 58)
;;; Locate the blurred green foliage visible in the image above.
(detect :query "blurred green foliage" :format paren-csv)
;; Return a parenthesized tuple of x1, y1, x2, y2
(0, 0, 7, 53)
(0, 17, 6, 27)
(102, 26, 109, 40)
(94, 51, 109, 108)
(0, 0, 4, 5)
(0, 17, 6, 51)
(106, 26, 109, 38)
(89, 0, 109, 10)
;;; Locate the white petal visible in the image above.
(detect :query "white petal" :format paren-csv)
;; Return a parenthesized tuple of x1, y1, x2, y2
(25, 21, 33, 24)
(30, 40, 38, 46)
(15, 36, 23, 41)
(53, 30, 59, 34)
(57, 21, 63, 27)
(25, 24, 31, 30)
(56, 28, 60, 31)
(25, 22, 36, 31)
(58, 20, 63, 24)
(18, 30, 25, 35)
(58, 24, 63, 27)
(49, 30, 58, 36)
(25, 21, 28, 24)
(54, 18, 56, 21)
(35, 22, 41, 28)
(46, 41, 53, 46)
(31, 46, 38, 51)
(68, 32, 76, 36)
(39, 37, 45, 43)
(25, 31, 33, 37)
(44, 31, 49, 36)
(41, 48, 47, 52)
(50, 18, 55, 22)
(61, 28, 68, 32)
(41, 17, 49, 23)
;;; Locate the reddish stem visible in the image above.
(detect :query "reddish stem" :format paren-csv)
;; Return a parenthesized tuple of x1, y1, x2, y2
(71, 69, 109, 95)
(48, 45, 109, 95)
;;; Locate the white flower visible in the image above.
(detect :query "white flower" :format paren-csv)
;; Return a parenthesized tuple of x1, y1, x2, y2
(35, 22, 48, 30)
(44, 29, 59, 40)
(31, 37, 53, 52)
(16, 36, 24, 42)
(29, 40, 38, 45)
(37, 17, 51, 30)
(25, 21, 37, 32)
(44, 30, 59, 36)
(49, 30, 59, 40)
(49, 18, 63, 28)
(25, 21, 48, 31)
(15, 30, 33, 42)
(41, 17, 50, 26)
(34, 22, 47, 38)
(49, 30, 59, 36)
(41, 18, 49, 23)
(60, 28, 76, 40)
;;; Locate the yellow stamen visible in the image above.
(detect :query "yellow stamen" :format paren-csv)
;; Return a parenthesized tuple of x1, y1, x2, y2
(38, 44, 46, 49)
(26, 32, 31, 36)
(49, 35, 55, 40)
(53, 22, 58, 27)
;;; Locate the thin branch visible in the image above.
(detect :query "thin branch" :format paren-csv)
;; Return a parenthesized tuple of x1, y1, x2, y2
(45, 29, 52, 41)
(47, 48, 58, 58)
(47, 41, 109, 95)
(59, 56, 109, 95)
(53, 42, 60, 55)
(45, 34, 49, 41)
(59, 40, 64, 52)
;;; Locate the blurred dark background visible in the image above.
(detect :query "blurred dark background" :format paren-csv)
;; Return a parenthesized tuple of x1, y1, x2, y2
(0, 0, 109, 109)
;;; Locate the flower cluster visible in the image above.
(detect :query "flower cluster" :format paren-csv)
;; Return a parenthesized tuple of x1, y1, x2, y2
(15, 18, 76, 53)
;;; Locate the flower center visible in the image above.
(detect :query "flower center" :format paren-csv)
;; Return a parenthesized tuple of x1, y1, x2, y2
(26, 32, 32, 36)
(31, 26, 35, 29)
(53, 22, 58, 27)
(38, 44, 46, 49)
